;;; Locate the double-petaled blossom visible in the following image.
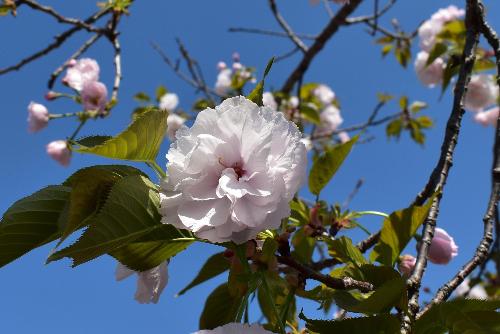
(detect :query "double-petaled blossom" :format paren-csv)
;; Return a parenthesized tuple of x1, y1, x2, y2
(46, 140, 71, 166)
(428, 227, 458, 265)
(313, 84, 336, 105)
(398, 254, 416, 276)
(166, 113, 186, 141)
(414, 51, 444, 87)
(160, 97, 307, 244)
(115, 262, 168, 304)
(418, 5, 465, 52)
(455, 278, 488, 299)
(474, 107, 499, 127)
(27, 102, 49, 132)
(193, 323, 272, 334)
(81, 81, 108, 114)
(62, 58, 100, 91)
(464, 74, 499, 112)
(314, 105, 343, 137)
(159, 93, 180, 111)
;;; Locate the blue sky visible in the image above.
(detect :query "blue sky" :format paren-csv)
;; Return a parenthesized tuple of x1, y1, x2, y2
(1, 1, 499, 333)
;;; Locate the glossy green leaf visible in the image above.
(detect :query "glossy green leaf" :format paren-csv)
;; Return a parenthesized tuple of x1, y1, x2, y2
(371, 197, 434, 266)
(73, 108, 167, 163)
(300, 311, 400, 334)
(258, 273, 297, 330)
(327, 236, 367, 267)
(155, 85, 168, 102)
(247, 57, 275, 106)
(199, 283, 243, 330)
(0, 186, 70, 268)
(133, 92, 151, 103)
(308, 136, 358, 195)
(300, 104, 321, 124)
(426, 43, 448, 66)
(48, 175, 163, 266)
(177, 252, 229, 296)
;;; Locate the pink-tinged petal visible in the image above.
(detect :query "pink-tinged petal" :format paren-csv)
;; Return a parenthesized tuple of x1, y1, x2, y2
(46, 140, 71, 166)
(27, 102, 49, 132)
(178, 198, 231, 231)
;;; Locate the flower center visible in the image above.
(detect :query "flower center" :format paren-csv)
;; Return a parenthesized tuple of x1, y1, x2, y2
(219, 157, 245, 180)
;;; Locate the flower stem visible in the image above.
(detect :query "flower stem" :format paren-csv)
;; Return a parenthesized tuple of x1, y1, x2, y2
(356, 210, 389, 218)
(147, 161, 166, 179)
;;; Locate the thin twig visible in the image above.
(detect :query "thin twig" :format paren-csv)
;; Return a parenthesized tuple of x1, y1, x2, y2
(277, 255, 374, 292)
(48, 34, 102, 89)
(268, 0, 308, 53)
(228, 27, 317, 41)
(342, 178, 365, 209)
(281, 0, 364, 94)
(0, 7, 110, 75)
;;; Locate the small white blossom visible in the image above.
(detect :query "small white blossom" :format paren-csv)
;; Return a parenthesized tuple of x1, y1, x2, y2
(313, 84, 336, 105)
(159, 93, 180, 111)
(62, 58, 100, 91)
(418, 5, 465, 52)
(262, 92, 277, 110)
(193, 323, 272, 334)
(115, 262, 168, 304)
(215, 69, 233, 95)
(474, 107, 499, 127)
(160, 97, 307, 244)
(166, 113, 186, 140)
(315, 105, 343, 137)
(455, 278, 488, 299)
(464, 74, 499, 112)
(414, 51, 444, 87)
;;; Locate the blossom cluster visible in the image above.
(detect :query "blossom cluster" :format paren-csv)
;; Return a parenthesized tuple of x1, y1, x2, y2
(415, 6, 499, 126)
(215, 53, 257, 96)
(27, 58, 110, 166)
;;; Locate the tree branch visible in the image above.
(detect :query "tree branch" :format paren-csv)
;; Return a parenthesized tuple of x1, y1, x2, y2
(268, 0, 308, 53)
(401, 1, 481, 331)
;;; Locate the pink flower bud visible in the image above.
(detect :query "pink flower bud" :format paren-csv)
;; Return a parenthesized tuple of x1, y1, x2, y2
(81, 81, 108, 114)
(216, 61, 227, 71)
(428, 227, 458, 265)
(44, 91, 59, 101)
(398, 254, 416, 276)
(232, 52, 240, 62)
(66, 59, 77, 67)
(62, 58, 100, 91)
(27, 102, 49, 132)
(338, 131, 350, 143)
(46, 140, 71, 166)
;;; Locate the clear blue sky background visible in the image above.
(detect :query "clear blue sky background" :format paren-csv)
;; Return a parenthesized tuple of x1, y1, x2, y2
(1, 1, 500, 333)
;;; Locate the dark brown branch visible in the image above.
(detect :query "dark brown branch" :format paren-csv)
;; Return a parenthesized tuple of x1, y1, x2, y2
(280, 0, 364, 94)
(18, 0, 103, 33)
(277, 255, 374, 292)
(0, 7, 110, 75)
(416, 0, 500, 318)
(401, 2, 481, 332)
(228, 27, 317, 41)
(311, 231, 380, 271)
(268, 0, 308, 53)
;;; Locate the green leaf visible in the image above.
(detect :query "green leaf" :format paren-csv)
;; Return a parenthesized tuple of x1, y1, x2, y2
(110, 224, 194, 271)
(371, 197, 434, 266)
(416, 116, 433, 129)
(291, 227, 315, 264)
(177, 252, 229, 296)
(399, 96, 408, 110)
(0, 186, 71, 268)
(426, 42, 448, 66)
(133, 92, 151, 103)
(155, 85, 168, 102)
(300, 312, 400, 334)
(415, 299, 500, 334)
(75, 135, 112, 148)
(199, 283, 244, 330)
(386, 119, 403, 139)
(441, 56, 461, 94)
(247, 57, 275, 106)
(300, 104, 321, 124)
(377, 93, 394, 103)
(60, 165, 146, 244)
(327, 236, 367, 267)
(48, 175, 164, 266)
(308, 136, 358, 196)
(381, 44, 394, 57)
(73, 108, 167, 163)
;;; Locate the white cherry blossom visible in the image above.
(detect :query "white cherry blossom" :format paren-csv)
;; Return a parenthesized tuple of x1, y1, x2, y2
(313, 84, 336, 105)
(315, 105, 343, 137)
(159, 93, 180, 111)
(62, 58, 100, 91)
(193, 323, 272, 334)
(414, 51, 444, 87)
(166, 113, 186, 140)
(215, 69, 233, 95)
(115, 262, 168, 304)
(464, 74, 499, 112)
(160, 96, 307, 244)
